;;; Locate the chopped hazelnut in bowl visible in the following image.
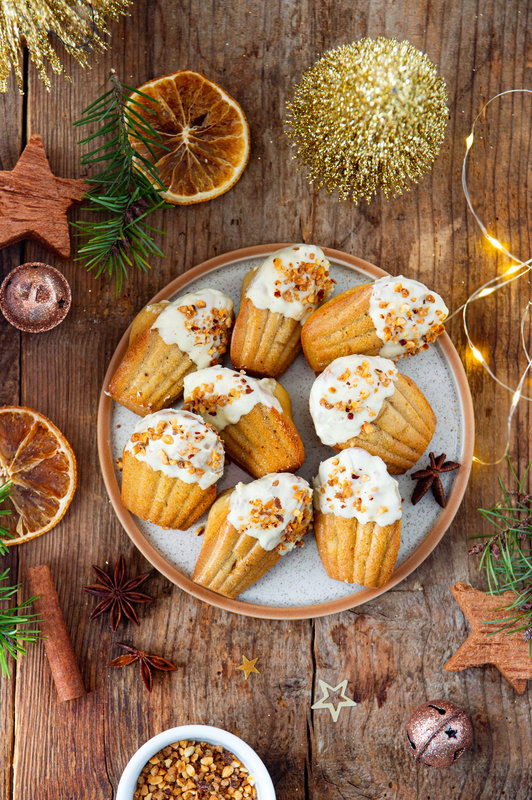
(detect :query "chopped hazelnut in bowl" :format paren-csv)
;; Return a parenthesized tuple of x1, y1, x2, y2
(116, 725, 276, 800)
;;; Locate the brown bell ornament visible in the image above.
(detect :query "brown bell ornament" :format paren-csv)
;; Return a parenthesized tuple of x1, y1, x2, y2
(0, 263, 71, 333)
(405, 700, 473, 767)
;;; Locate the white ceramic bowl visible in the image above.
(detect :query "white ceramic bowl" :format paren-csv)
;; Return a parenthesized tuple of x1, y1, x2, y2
(116, 724, 276, 800)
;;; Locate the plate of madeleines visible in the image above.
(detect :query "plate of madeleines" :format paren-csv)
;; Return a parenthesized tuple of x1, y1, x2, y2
(98, 243, 474, 619)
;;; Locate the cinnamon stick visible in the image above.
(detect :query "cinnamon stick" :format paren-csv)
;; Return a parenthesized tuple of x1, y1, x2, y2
(26, 565, 86, 702)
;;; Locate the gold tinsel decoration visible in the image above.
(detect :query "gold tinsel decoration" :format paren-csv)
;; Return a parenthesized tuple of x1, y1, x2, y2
(286, 37, 448, 203)
(0, 0, 131, 92)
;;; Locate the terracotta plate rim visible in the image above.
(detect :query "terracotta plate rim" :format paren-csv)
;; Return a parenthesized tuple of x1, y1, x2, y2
(97, 243, 474, 620)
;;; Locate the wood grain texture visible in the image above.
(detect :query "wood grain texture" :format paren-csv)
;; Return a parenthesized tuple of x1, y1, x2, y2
(0, 67, 23, 800)
(1, 1, 531, 798)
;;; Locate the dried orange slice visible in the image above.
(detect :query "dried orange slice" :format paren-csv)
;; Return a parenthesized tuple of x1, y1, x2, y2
(128, 70, 250, 205)
(0, 407, 77, 545)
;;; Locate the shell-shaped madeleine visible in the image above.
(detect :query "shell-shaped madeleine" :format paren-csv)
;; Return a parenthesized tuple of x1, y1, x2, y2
(302, 284, 381, 371)
(336, 374, 436, 474)
(231, 296, 302, 378)
(121, 451, 216, 529)
(315, 509, 401, 588)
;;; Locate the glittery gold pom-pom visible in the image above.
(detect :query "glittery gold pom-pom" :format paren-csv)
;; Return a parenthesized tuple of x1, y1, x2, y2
(286, 37, 448, 203)
(0, 0, 131, 93)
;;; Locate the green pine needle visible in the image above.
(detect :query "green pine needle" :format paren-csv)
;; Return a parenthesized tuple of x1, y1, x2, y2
(0, 569, 41, 678)
(0, 480, 14, 556)
(470, 459, 532, 653)
(73, 69, 168, 293)
(0, 483, 41, 677)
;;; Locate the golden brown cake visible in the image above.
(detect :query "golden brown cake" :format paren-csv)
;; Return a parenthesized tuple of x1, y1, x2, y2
(301, 275, 448, 372)
(309, 354, 436, 474)
(193, 472, 313, 598)
(230, 244, 334, 377)
(183, 366, 305, 478)
(314, 448, 402, 587)
(121, 409, 224, 529)
(109, 288, 233, 416)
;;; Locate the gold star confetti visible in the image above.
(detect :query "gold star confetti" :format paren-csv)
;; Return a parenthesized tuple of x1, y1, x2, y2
(237, 655, 260, 680)
(311, 679, 357, 722)
(286, 37, 448, 203)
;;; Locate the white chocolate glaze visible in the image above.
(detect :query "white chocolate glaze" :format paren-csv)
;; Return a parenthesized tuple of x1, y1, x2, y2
(183, 366, 282, 431)
(227, 472, 313, 552)
(124, 409, 224, 489)
(314, 447, 402, 525)
(369, 276, 448, 358)
(152, 288, 233, 368)
(245, 244, 333, 322)
(309, 354, 398, 446)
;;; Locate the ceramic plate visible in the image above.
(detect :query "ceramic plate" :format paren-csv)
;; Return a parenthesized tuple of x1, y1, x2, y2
(98, 244, 474, 619)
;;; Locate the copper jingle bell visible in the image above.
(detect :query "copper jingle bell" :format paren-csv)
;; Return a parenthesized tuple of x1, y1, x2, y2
(0, 262, 71, 333)
(405, 700, 473, 767)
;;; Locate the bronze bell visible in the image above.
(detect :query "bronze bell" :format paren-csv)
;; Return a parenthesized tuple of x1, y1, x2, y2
(405, 700, 473, 767)
(0, 263, 71, 333)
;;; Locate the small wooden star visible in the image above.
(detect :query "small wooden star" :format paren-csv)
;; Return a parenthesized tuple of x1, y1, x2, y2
(237, 655, 260, 680)
(0, 134, 86, 258)
(311, 679, 357, 722)
(444, 582, 532, 694)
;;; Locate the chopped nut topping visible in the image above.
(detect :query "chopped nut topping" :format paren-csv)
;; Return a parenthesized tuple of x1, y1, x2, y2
(230, 479, 313, 554)
(318, 361, 394, 420)
(171, 300, 233, 365)
(134, 741, 257, 800)
(270, 254, 335, 309)
(128, 413, 224, 485)
(372, 280, 447, 356)
(185, 372, 260, 417)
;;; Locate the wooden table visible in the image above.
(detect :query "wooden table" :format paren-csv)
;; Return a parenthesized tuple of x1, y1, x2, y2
(1, 2, 530, 798)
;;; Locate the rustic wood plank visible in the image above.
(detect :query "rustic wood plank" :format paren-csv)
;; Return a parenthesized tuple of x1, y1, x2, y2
(0, 70, 23, 408)
(0, 66, 24, 800)
(3, 1, 531, 799)
(12, 2, 316, 798)
(310, 0, 532, 798)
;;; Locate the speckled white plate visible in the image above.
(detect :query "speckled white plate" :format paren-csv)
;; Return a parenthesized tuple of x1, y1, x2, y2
(98, 244, 474, 619)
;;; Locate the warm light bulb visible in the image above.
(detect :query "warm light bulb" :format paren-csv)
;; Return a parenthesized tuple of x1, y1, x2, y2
(471, 346, 484, 362)
(485, 234, 504, 251)
(511, 389, 521, 408)
(466, 132, 474, 150)
(505, 263, 524, 276)
(477, 287, 496, 298)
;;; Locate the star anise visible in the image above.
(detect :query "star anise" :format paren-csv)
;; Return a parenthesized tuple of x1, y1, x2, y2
(109, 643, 177, 692)
(411, 452, 460, 507)
(83, 555, 153, 630)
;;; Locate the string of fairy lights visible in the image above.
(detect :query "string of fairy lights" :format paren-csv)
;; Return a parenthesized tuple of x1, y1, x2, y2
(447, 88, 532, 465)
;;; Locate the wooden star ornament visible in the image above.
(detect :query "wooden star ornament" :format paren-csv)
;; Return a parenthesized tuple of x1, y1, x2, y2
(444, 582, 532, 694)
(0, 134, 86, 258)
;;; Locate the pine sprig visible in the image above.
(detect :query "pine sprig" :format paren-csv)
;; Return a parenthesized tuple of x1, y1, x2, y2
(0, 569, 41, 678)
(0, 479, 14, 556)
(73, 69, 168, 293)
(469, 460, 532, 649)
(0, 482, 41, 677)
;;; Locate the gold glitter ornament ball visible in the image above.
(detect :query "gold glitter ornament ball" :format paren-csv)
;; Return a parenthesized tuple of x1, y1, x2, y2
(286, 37, 448, 203)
